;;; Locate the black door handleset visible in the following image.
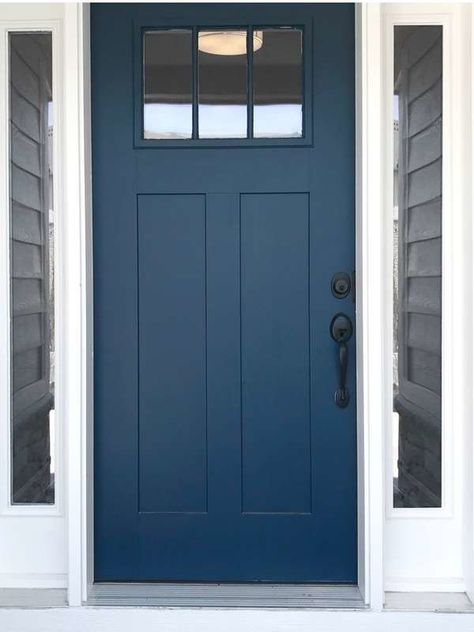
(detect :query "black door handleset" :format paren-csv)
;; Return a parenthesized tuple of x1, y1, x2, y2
(330, 313, 352, 408)
(330, 272, 353, 408)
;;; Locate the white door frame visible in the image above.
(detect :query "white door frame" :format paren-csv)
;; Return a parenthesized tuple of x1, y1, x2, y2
(67, 2, 386, 607)
(381, 3, 471, 594)
(65, 4, 392, 610)
(0, 2, 473, 613)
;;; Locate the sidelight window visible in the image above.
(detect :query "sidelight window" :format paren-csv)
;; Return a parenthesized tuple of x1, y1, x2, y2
(9, 32, 55, 504)
(392, 25, 443, 508)
(142, 27, 304, 142)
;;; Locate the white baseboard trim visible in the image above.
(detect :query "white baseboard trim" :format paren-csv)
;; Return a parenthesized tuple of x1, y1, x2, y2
(385, 592, 473, 612)
(385, 578, 466, 593)
(0, 588, 67, 608)
(0, 574, 67, 589)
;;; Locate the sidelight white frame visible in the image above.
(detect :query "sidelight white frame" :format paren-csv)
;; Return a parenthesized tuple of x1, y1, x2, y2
(0, 19, 64, 519)
(0, 4, 68, 590)
(0, 2, 473, 616)
(383, 10, 453, 524)
(381, 3, 472, 595)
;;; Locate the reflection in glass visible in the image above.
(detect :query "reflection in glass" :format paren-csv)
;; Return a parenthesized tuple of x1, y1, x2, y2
(198, 29, 247, 138)
(10, 33, 55, 503)
(253, 28, 303, 138)
(393, 26, 442, 508)
(143, 30, 193, 139)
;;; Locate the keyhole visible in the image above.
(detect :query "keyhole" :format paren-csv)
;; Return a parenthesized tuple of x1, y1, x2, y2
(331, 272, 351, 299)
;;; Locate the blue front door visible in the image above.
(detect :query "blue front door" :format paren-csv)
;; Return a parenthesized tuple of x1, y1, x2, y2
(92, 3, 357, 583)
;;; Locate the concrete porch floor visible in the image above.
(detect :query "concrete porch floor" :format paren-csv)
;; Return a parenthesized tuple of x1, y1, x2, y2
(1, 604, 474, 632)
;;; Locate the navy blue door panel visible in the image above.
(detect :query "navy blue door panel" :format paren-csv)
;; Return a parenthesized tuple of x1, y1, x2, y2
(139, 195, 207, 514)
(241, 194, 311, 514)
(92, 3, 357, 582)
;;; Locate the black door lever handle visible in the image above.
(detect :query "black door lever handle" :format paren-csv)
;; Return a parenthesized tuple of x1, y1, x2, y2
(330, 313, 353, 408)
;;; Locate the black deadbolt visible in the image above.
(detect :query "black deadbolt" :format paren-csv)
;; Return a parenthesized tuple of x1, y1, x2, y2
(331, 272, 351, 299)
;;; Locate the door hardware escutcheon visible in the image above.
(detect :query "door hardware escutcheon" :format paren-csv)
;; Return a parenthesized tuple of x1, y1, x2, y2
(330, 313, 353, 408)
(331, 272, 351, 299)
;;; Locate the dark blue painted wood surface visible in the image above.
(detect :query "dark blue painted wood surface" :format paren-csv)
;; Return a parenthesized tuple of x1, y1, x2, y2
(92, 3, 357, 582)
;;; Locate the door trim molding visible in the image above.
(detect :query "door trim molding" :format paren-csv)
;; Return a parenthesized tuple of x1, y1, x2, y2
(64, 1, 382, 609)
(355, 2, 384, 610)
(381, 3, 470, 595)
(62, 2, 93, 607)
(63, 1, 474, 612)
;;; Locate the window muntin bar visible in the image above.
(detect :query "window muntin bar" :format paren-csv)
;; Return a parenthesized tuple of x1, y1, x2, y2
(142, 27, 305, 142)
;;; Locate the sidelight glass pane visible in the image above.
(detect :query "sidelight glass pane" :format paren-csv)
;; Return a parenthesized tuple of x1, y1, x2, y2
(9, 33, 55, 504)
(143, 30, 193, 139)
(253, 28, 303, 138)
(198, 29, 247, 138)
(393, 26, 442, 508)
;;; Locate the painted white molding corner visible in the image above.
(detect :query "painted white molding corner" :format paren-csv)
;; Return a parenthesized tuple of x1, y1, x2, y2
(355, 2, 385, 611)
(62, 2, 93, 607)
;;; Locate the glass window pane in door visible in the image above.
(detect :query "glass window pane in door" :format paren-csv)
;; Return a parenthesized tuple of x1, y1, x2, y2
(144, 30, 193, 139)
(198, 30, 247, 138)
(253, 28, 303, 138)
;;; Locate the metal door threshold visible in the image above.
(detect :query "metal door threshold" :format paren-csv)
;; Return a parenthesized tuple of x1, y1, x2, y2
(88, 583, 365, 609)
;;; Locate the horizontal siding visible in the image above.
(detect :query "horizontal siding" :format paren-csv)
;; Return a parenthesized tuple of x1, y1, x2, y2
(11, 278, 44, 316)
(401, 25, 440, 68)
(13, 314, 44, 355)
(10, 36, 49, 413)
(10, 49, 41, 106)
(12, 241, 42, 279)
(407, 199, 441, 242)
(407, 39, 442, 102)
(11, 127, 42, 176)
(399, 27, 442, 398)
(406, 277, 441, 315)
(407, 159, 441, 207)
(11, 204, 42, 245)
(10, 89, 41, 142)
(11, 35, 44, 76)
(407, 313, 441, 356)
(13, 347, 42, 391)
(408, 121, 441, 172)
(407, 237, 441, 277)
(395, 25, 442, 507)
(409, 79, 441, 136)
(11, 163, 42, 211)
(10, 33, 53, 504)
(407, 348, 441, 395)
